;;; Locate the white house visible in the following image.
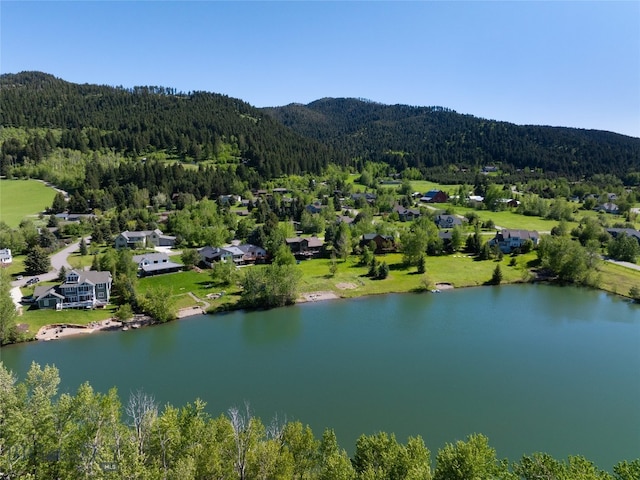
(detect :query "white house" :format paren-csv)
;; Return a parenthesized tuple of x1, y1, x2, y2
(114, 229, 176, 249)
(132, 252, 182, 276)
(0, 248, 12, 266)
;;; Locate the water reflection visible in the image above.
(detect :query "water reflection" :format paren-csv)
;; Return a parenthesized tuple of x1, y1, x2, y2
(241, 305, 302, 345)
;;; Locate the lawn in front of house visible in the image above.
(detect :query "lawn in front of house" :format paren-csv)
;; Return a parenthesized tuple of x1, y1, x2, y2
(0, 179, 57, 228)
(16, 305, 118, 338)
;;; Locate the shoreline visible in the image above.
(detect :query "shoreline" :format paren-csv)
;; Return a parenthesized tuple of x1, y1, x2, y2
(17, 277, 636, 344)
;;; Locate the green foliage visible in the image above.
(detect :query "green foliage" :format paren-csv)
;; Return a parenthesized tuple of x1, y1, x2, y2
(490, 264, 503, 285)
(266, 97, 640, 181)
(273, 244, 296, 266)
(0, 362, 636, 479)
(434, 433, 507, 480)
(24, 245, 50, 275)
(537, 235, 600, 285)
(0, 269, 18, 345)
(115, 303, 134, 322)
(210, 260, 238, 287)
(180, 248, 201, 269)
(353, 432, 432, 480)
(607, 233, 640, 263)
(78, 237, 88, 256)
(240, 264, 302, 308)
(140, 286, 177, 323)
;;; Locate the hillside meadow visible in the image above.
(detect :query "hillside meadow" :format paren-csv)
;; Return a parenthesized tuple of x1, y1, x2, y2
(0, 179, 57, 228)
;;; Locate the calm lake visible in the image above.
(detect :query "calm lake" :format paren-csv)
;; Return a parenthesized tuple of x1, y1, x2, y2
(1, 284, 639, 469)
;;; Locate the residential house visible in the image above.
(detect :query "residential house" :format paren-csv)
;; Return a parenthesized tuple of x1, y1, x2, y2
(488, 229, 539, 253)
(336, 215, 355, 226)
(393, 204, 421, 222)
(0, 248, 12, 266)
(351, 192, 377, 204)
(607, 228, 640, 245)
(198, 244, 264, 267)
(285, 236, 324, 259)
(499, 198, 521, 208)
(114, 229, 176, 249)
(33, 269, 112, 310)
(222, 246, 246, 264)
(434, 214, 463, 229)
(595, 203, 620, 214)
(237, 244, 268, 264)
(132, 252, 182, 277)
(360, 233, 396, 253)
(420, 190, 448, 203)
(305, 202, 324, 214)
(218, 194, 241, 206)
(468, 195, 485, 207)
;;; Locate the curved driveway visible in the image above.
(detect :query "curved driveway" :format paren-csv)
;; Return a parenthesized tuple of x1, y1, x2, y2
(9, 237, 87, 309)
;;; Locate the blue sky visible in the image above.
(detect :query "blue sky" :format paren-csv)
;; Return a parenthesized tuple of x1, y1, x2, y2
(2, 1, 639, 137)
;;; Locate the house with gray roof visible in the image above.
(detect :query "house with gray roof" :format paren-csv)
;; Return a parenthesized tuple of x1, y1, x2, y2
(488, 229, 539, 253)
(607, 228, 640, 245)
(34, 269, 112, 309)
(114, 229, 176, 249)
(132, 252, 182, 277)
(434, 214, 464, 229)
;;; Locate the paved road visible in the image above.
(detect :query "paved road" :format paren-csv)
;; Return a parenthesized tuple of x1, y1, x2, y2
(9, 238, 86, 310)
(10, 237, 85, 289)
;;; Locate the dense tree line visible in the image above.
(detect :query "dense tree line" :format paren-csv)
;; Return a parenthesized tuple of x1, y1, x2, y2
(264, 98, 640, 181)
(0, 72, 346, 178)
(0, 363, 637, 480)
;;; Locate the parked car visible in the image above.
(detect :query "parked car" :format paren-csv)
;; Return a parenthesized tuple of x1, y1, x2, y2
(25, 277, 40, 286)
(16, 275, 23, 280)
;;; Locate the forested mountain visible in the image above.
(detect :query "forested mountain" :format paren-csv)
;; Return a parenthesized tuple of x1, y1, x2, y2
(263, 98, 640, 180)
(0, 72, 344, 177)
(2, 72, 639, 184)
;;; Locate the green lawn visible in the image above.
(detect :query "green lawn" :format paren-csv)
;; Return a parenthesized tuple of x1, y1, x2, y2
(598, 262, 640, 298)
(296, 252, 531, 298)
(17, 305, 118, 337)
(0, 179, 57, 227)
(445, 205, 580, 232)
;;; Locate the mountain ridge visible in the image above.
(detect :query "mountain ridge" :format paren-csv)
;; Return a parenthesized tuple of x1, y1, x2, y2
(2, 71, 639, 181)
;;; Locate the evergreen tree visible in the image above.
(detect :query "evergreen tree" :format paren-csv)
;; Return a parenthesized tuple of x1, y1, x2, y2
(50, 192, 67, 214)
(490, 264, 503, 285)
(24, 246, 50, 275)
(79, 238, 88, 256)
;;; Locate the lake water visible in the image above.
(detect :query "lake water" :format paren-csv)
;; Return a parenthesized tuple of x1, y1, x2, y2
(1, 284, 639, 469)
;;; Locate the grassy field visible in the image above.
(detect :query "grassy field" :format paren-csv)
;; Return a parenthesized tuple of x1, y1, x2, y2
(445, 205, 579, 232)
(598, 262, 640, 298)
(0, 179, 57, 227)
(296, 252, 532, 298)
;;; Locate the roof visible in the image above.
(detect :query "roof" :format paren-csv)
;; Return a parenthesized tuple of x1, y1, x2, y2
(286, 236, 324, 247)
(132, 252, 169, 263)
(33, 285, 64, 301)
(362, 233, 393, 241)
(223, 246, 245, 256)
(61, 270, 112, 287)
(607, 228, 640, 241)
(237, 243, 266, 254)
(498, 229, 539, 240)
(141, 261, 182, 273)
